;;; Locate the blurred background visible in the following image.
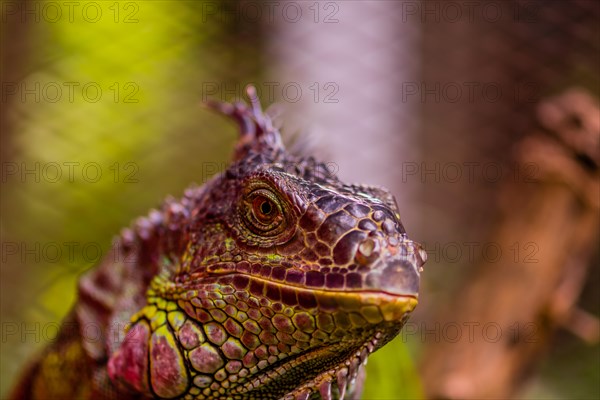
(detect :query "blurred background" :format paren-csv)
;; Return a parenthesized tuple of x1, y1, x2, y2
(1, 1, 598, 399)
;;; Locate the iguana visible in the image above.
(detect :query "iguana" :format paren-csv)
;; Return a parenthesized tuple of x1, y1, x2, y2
(10, 87, 426, 400)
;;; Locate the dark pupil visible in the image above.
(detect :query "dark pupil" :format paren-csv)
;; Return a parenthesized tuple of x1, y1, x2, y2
(260, 200, 272, 215)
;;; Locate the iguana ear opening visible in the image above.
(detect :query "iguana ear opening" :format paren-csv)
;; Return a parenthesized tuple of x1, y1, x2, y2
(205, 85, 285, 162)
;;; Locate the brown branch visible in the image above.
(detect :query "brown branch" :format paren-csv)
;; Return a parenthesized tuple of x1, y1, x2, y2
(420, 89, 600, 399)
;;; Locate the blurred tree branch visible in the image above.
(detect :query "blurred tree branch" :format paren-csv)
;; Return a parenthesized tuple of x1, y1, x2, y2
(420, 88, 599, 399)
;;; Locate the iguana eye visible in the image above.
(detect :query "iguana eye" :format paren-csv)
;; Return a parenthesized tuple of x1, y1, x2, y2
(244, 188, 284, 235)
(253, 195, 275, 221)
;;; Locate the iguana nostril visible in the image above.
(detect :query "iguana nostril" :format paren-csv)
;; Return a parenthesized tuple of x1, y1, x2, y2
(355, 238, 380, 265)
(359, 239, 375, 256)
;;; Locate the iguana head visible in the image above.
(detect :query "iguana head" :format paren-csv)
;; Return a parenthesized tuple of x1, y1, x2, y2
(108, 87, 426, 399)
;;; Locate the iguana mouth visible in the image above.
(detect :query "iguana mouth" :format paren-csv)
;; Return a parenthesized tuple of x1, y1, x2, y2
(176, 270, 418, 322)
(236, 273, 419, 321)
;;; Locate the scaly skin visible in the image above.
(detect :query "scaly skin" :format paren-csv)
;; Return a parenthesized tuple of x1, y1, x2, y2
(10, 87, 426, 400)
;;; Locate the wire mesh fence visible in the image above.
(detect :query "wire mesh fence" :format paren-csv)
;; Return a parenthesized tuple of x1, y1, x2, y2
(1, 1, 598, 398)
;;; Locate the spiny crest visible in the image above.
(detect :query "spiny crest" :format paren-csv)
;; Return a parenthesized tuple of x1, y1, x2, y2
(205, 85, 285, 163)
(205, 85, 340, 186)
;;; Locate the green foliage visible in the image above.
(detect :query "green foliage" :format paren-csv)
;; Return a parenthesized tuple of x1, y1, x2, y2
(363, 337, 423, 399)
